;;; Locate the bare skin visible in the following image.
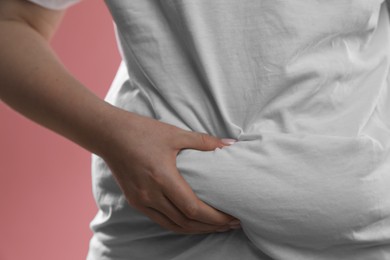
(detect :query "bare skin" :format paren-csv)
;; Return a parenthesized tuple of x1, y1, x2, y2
(0, 0, 240, 234)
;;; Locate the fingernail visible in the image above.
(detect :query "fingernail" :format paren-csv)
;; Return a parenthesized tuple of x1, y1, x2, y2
(229, 219, 240, 225)
(221, 138, 237, 145)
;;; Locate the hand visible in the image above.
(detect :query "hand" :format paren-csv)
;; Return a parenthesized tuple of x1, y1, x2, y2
(0, 0, 241, 235)
(100, 109, 240, 234)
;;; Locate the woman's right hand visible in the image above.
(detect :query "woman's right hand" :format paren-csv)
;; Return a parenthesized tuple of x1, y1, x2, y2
(0, 0, 240, 235)
(100, 108, 241, 234)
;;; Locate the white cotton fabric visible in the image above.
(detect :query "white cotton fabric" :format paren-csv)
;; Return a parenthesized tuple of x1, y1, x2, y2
(86, 1, 390, 259)
(29, 0, 390, 259)
(26, 0, 79, 10)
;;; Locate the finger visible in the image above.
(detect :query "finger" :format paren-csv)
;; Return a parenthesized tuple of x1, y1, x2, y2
(177, 130, 226, 151)
(152, 194, 230, 232)
(162, 168, 235, 226)
(135, 205, 225, 235)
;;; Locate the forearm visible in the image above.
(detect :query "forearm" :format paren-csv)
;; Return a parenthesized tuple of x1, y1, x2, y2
(0, 19, 126, 156)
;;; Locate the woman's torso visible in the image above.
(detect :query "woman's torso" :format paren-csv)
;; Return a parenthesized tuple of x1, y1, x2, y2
(88, 1, 390, 259)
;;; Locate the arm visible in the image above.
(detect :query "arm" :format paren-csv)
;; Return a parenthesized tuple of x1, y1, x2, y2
(0, 0, 112, 155)
(0, 0, 239, 234)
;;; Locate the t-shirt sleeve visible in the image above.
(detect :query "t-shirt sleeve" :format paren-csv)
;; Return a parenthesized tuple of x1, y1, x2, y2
(26, 0, 80, 10)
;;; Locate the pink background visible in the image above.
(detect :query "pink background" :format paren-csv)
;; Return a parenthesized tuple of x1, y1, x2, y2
(0, 1, 121, 259)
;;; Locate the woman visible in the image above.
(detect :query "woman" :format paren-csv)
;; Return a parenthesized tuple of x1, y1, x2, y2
(1, 0, 390, 259)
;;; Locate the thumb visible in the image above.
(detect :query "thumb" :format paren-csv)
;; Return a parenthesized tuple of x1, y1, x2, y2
(179, 131, 236, 151)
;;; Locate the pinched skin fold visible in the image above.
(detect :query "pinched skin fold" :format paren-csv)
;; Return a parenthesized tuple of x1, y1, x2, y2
(176, 131, 390, 258)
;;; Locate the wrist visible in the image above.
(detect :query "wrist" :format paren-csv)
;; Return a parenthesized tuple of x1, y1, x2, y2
(89, 103, 138, 158)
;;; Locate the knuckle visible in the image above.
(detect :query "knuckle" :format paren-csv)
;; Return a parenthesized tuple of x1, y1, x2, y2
(147, 168, 166, 186)
(171, 129, 186, 148)
(199, 133, 209, 146)
(183, 203, 199, 219)
(136, 189, 153, 205)
(166, 126, 183, 147)
(148, 170, 165, 186)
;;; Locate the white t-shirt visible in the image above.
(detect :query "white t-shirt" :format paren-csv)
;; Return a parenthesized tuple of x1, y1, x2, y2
(27, 0, 390, 259)
(27, 0, 79, 10)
